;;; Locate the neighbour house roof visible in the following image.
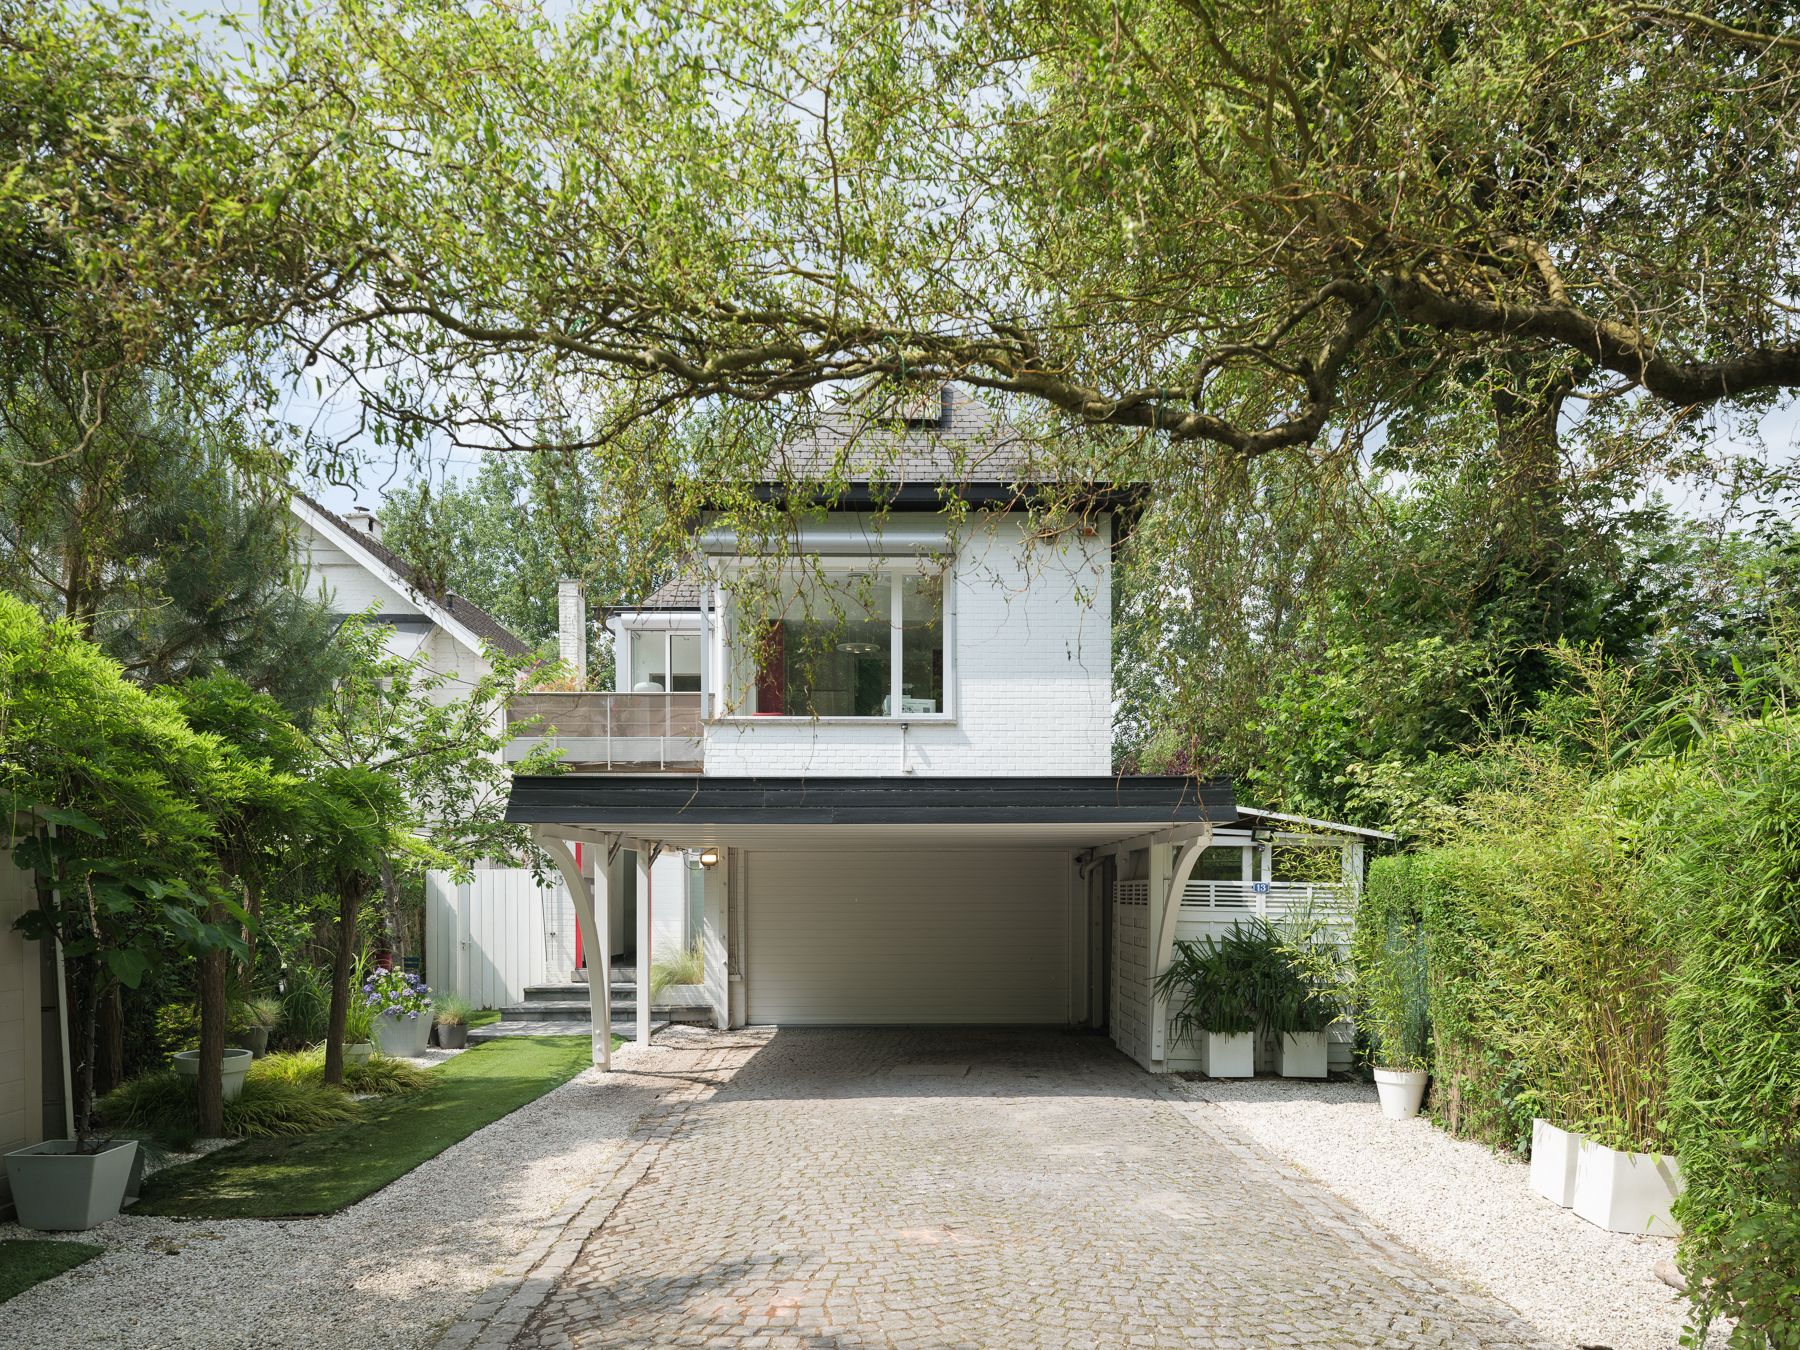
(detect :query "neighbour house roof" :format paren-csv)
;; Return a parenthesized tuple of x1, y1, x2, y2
(291, 493, 532, 658)
(608, 567, 708, 617)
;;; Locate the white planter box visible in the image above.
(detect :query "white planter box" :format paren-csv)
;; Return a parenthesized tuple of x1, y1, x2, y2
(5, 1139, 138, 1231)
(655, 984, 711, 1009)
(1198, 1032, 1254, 1078)
(173, 1047, 254, 1102)
(1530, 1118, 1581, 1207)
(1572, 1139, 1684, 1236)
(1276, 1031, 1328, 1079)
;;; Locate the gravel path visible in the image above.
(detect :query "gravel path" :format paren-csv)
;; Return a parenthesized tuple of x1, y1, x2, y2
(1, 1041, 679, 1349)
(1174, 1076, 1696, 1350)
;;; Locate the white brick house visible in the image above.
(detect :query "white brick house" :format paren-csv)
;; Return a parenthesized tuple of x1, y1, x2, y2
(507, 387, 1383, 1070)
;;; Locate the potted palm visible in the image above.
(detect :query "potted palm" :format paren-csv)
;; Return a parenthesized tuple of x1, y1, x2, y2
(1154, 932, 1256, 1077)
(434, 995, 472, 1049)
(1252, 918, 1343, 1079)
(1352, 910, 1433, 1118)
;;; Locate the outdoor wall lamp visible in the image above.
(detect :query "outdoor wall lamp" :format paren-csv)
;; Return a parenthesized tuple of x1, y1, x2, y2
(698, 847, 720, 868)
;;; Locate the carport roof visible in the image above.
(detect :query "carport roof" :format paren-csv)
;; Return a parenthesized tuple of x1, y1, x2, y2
(507, 774, 1235, 837)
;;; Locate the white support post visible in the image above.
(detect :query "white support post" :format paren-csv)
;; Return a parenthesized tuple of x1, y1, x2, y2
(1147, 825, 1217, 1067)
(597, 837, 622, 1058)
(1147, 842, 1170, 1064)
(635, 843, 654, 1046)
(534, 830, 610, 1070)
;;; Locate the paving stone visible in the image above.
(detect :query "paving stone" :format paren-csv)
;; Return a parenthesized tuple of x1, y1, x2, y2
(441, 1028, 1552, 1350)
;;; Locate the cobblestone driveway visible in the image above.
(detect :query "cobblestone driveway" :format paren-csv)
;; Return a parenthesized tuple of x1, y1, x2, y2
(471, 1029, 1545, 1349)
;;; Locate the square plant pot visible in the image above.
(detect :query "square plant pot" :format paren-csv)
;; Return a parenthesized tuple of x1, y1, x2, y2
(375, 1016, 424, 1057)
(1198, 1032, 1254, 1078)
(1572, 1139, 1683, 1236)
(1530, 1119, 1581, 1207)
(5, 1138, 139, 1231)
(1276, 1031, 1328, 1079)
(437, 1023, 469, 1050)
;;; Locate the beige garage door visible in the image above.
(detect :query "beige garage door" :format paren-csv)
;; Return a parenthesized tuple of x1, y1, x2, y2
(744, 847, 1072, 1024)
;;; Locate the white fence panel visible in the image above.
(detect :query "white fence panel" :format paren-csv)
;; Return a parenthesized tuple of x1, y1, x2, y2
(1116, 877, 1360, 1074)
(425, 868, 575, 1010)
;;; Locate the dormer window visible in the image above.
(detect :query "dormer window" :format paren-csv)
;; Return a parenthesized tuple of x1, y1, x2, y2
(722, 565, 947, 719)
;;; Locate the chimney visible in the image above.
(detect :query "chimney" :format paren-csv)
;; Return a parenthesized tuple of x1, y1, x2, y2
(344, 505, 383, 543)
(557, 578, 587, 685)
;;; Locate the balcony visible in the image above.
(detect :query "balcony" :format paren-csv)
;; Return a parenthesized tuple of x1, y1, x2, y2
(506, 692, 703, 773)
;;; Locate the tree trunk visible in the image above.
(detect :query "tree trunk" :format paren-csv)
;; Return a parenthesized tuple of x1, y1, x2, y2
(196, 893, 227, 1137)
(323, 878, 361, 1087)
(98, 986, 125, 1094)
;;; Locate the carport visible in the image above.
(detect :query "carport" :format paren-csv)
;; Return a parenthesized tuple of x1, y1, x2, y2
(505, 775, 1236, 1068)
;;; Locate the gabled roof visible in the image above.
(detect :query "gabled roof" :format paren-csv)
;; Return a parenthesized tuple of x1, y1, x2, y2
(291, 493, 532, 658)
(613, 568, 707, 614)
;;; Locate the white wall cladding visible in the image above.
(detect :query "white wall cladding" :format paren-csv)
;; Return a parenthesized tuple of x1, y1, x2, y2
(426, 869, 575, 1009)
(702, 515, 1113, 777)
(1112, 877, 1358, 1074)
(743, 847, 1074, 1024)
(1110, 888, 1152, 1069)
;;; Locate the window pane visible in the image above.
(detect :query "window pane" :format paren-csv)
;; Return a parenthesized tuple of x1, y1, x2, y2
(669, 633, 702, 692)
(731, 570, 892, 716)
(629, 630, 667, 691)
(1192, 846, 1248, 882)
(899, 574, 944, 713)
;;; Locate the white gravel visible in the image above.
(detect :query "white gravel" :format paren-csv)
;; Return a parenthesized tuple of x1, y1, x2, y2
(1174, 1075, 1699, 1350)
(1, 1041, 678, 1349)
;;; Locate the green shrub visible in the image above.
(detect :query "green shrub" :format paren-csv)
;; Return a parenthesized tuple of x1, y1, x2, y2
(152, 1001, 200, 1059)
(1657, 722, 1800, 1347)
(251, 1047, 432, 1096)
(650, 944, 704, 996)
(232, 995, 283, 1034)
(98, 1067, 360, 1150)
(433, 995, 472, 1028)
(278, 965, 332, 1045)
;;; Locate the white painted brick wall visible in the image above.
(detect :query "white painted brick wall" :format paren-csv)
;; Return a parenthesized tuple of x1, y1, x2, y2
(702, 515, 1112, 777)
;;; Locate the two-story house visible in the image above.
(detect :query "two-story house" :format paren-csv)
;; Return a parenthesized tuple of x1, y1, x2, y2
(506, 387, 1382, 1073)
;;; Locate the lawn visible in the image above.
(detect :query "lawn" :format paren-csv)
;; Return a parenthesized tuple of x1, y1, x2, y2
(0, 1239, 103, 1304)
(468, 1006, 502, 1029)
(133, 1036, 609, 1218)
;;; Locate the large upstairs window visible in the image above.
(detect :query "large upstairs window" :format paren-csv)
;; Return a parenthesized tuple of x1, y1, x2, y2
(726, 565, 946, 718)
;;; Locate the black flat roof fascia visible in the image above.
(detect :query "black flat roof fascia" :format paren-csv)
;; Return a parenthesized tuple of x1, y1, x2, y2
(698, 482, 1148, 515)
(506, 774, 1235, 827)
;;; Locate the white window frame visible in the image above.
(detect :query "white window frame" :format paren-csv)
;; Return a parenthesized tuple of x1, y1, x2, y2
(712, 559, 956, 723)
(615, 616, 703, 694)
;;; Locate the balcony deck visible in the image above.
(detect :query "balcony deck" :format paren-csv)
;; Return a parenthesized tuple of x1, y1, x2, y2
(506, 692, 703, 772)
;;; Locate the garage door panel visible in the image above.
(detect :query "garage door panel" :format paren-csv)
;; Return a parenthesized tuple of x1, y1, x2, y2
(745, 848, 1071, 1024)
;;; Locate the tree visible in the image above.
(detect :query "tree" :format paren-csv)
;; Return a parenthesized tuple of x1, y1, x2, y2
(0, 593, 244, 1144)
(0, 377, 344, 711)
(239, 0, 1799, 477)
(379, 451, 675, 679)
(168, 675, 311, 1136)
(303, 614, 553, 1084)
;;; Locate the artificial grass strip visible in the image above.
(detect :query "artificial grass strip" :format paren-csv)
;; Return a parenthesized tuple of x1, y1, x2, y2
(0, 1239, 103, 1304)
(467, 1007, 502, 1028)
(132, 1036, 597, 1219)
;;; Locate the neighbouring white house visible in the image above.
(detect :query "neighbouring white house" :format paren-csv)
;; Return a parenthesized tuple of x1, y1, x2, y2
(503, 385, 1389, 1069)
(291, 494, 703, 1013)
